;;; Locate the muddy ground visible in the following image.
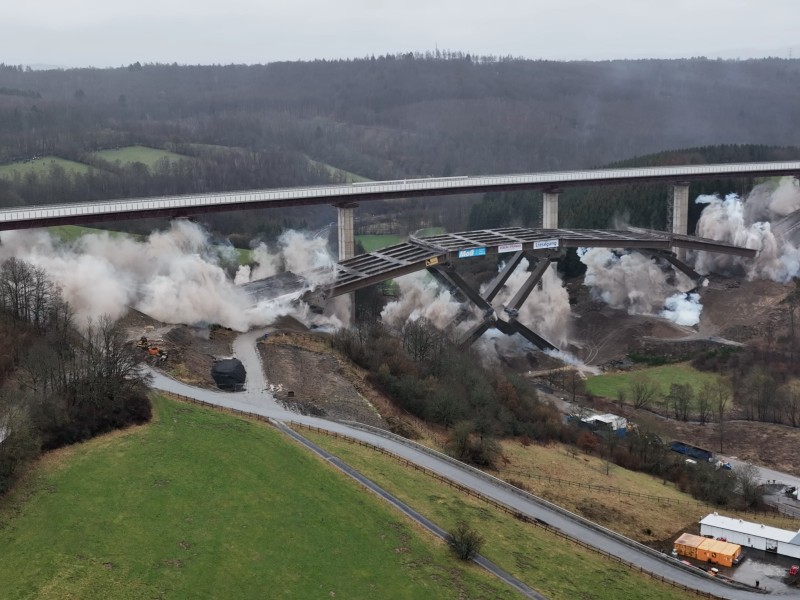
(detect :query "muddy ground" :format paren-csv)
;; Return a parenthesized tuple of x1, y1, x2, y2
(257, 327, 431, 436)
(122, 310, 237, 389)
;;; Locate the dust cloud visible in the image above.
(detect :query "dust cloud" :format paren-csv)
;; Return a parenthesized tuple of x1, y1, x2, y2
(693, 178, 800, 283)
(578, 247, 699, 325)
(0, 221, 341, 331)
(380, 272, 467, 330)
(383, 257, 572, 349)
(490, 259, 572, 347)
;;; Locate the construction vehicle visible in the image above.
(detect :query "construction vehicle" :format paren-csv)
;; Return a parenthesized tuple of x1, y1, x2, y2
(137, 336, 168, 362)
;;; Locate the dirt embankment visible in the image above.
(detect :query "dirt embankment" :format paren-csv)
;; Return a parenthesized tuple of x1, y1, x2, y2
(122, 311, 238, 389)
(258, 330, 430, 437)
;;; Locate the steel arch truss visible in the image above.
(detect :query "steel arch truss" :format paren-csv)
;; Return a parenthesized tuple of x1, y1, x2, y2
(295, 226, 755, 349)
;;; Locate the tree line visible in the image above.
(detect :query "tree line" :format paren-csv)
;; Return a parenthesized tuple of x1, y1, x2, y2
(0, 258, 150, 495)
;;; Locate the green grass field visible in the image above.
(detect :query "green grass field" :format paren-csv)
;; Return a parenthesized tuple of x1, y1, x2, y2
(357, 234, 405, 252)
(306, 156, 370, 183)
(416, 227, 446, 237)
(585, 362, 720, 401)
(0, 396, 514, 600)
(305, 431, 702, 600)
(92, 146, 188, 169)
(48, 225, 138, 243)
(0, 156, 92, 180)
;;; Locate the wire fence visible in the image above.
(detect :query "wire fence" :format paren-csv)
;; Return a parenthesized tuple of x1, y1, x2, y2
(500, 467, 800, 522)
(289, 420, 734, 600)
(163, 392, 755, 599)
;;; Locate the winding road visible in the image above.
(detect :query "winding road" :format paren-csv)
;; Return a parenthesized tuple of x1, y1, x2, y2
(147, 332, 788, 598)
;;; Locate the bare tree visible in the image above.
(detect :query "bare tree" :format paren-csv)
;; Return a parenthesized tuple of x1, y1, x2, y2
(778, 382, 800, 427)
(697, 382, 713, 425)
(630, 375, 659, 410)
(712, 377, 732, 453)
(666, 383, 693, 421)
(743, 367, 777, 422)
(565, 368, 586, 403)
(735, 463, 763, 508)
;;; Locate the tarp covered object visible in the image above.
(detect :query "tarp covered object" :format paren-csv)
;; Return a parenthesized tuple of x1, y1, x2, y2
(211, 358, 246, 391)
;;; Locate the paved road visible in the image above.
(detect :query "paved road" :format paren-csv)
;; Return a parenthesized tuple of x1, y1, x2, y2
(147, 337, 778, 599)
(273, 420, 544, 600)
(720, 456, 800, 520)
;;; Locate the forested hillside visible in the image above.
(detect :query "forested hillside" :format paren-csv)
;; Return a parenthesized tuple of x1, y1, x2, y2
(2, 55, 800, 175)
(1, 55, 800, 238)
(468, 144, 800, 234)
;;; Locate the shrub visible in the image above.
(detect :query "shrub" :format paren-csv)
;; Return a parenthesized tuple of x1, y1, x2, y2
(446, 521, 484, 560)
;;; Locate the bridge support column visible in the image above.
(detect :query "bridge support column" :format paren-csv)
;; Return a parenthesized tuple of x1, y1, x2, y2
(337, 203, 358, 261)
(672, 183, 689, 260)
(542, 191, 559, 229)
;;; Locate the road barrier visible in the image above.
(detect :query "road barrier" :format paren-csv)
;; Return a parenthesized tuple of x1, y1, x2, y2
(163, 392, 757, 599)
(290, 421, 739, 600)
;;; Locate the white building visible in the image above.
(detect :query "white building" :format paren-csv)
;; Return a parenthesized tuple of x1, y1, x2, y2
(700, 513, 800, 559)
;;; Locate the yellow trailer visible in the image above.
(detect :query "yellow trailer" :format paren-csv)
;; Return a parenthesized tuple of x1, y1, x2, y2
(674, 533, 742, 567)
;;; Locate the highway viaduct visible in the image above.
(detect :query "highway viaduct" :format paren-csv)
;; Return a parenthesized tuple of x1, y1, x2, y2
(0, 161, 799, 261)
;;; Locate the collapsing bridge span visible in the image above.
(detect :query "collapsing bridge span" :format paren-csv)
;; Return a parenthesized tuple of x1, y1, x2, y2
(255, 227, 755, 349)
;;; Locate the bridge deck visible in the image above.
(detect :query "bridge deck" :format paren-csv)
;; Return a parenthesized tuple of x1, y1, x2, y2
(1, 161, 798, 231)
(323, 227, 754, 297)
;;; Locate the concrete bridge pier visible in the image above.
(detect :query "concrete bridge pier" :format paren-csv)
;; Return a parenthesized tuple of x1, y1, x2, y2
(672, 183, 690, 260)
(336, 202, 358, 324)
(542, 190, 560, 229)
(336, 202, 358, 261)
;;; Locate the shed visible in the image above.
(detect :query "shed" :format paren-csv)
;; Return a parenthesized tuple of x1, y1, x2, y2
(700, 513, 800, 559)
(673, 532, 742, 567)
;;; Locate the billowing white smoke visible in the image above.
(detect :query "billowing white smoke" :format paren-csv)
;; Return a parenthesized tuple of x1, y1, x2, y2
(693, 178, 800, 283)
(234, 230, 335, 286)
(380, 272, 467, 330)
(491, 260, 572, 347)
(0, 222, 340, 331)
(382, 258, 572, 349)
(579, 247, 700, 325)
(661, 292, 703, 326)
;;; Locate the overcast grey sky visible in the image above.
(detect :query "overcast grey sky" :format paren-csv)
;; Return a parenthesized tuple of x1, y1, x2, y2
(3, 0, 798, 67)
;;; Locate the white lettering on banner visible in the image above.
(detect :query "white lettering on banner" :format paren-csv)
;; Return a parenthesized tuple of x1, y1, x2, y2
(498, 242, 523, 254)
(533, 239, 559, 250)
(457, 247, 487, 258)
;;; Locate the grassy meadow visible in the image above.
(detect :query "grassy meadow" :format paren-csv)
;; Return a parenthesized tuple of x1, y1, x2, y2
(305, 430, 708, 600)
(0, 396, 516, 599)
(356, 233, 405, 252)
(92, 146, 188, 168)
(585, 363, 720, 402)
(0, 156, 92, 180)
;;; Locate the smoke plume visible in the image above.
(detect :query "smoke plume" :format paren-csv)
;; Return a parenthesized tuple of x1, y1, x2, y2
(490, 259, 572, 347)
(382, 258, 572, 349)
(0, 222, 340, 331)
(578, 247, 699, 324)
(381, 272, 467, 330)
(693, 178, 800, 283)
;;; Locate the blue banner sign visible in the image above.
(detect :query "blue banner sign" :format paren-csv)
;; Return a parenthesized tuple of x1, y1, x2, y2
(458, 247, 487, 258)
